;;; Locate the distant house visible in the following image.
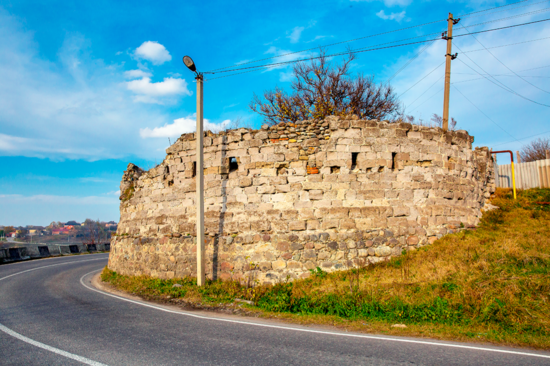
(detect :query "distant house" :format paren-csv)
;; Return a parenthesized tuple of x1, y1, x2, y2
(29, 229, 37, 234)
(65, 221, 80, 227)
(9, 232, 17, 238)
(52, 228, 70, 235)
(105, 221, 118, 228)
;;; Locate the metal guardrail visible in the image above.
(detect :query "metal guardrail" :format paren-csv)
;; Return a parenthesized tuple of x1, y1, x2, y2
(0, 242, 110, 263)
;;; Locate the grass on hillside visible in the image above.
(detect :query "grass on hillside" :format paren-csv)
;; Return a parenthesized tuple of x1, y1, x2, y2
(101, 188, 550, 349)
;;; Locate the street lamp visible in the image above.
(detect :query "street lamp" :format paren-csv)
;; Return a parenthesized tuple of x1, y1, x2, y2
(183, 55, 205, 287)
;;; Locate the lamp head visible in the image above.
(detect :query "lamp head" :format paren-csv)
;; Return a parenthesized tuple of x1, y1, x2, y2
(183, 56, 197, 72)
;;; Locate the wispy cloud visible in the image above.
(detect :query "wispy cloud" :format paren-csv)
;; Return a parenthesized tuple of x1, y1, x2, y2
(376, 10, 407, 22)
(351, 0, 412, 7)
(140, 116, 231, 138)
(0, 194, 118, 205)
(0, 10, 193, 160)
(124, 69, 152, 79)
(79, 177, 114, 183)
(134, 41, 172, 65)
(126, 76, 191, 104)
(288, 26, 305, 43)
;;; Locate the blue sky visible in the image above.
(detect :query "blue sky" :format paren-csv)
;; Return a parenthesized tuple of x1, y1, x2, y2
(1, 0, 549, 225)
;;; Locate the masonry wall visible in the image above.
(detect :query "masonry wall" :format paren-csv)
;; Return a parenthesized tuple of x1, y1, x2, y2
(108, 116, 495, 284)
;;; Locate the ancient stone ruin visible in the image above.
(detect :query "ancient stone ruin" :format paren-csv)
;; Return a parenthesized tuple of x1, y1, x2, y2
(108, 116, 495, 284)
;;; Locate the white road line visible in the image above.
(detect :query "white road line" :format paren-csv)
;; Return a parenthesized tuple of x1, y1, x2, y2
(0, 257, 109, 366)
(81, 269, 550, 360)
(0, 323, 108, 366)
(0, 256, 108, 282)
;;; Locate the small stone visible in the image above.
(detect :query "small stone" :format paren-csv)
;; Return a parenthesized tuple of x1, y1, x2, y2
(235, 298, 254, 305)
(172, 284, 183, 288)
(375, 246, 391, 257)
(391, 324, 407, 328)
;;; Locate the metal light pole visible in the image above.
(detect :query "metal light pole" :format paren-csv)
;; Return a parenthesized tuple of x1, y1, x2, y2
(183, 56, 205, 286)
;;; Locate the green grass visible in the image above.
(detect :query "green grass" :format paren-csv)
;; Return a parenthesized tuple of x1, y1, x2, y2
(102, 188, 550, 349)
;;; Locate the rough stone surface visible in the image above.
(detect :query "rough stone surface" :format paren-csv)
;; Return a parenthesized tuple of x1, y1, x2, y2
(108, 116, 495, 284)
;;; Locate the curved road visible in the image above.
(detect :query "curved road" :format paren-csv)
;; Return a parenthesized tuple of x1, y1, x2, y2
(0, 255, 549, 366)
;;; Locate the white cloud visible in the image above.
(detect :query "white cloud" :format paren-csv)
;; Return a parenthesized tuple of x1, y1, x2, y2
(79, 177, 113, 183)
(124, 69, 152, 79)
(288, 26, 305, 43)
(126, 76, 191, 104)
(376, 10, 407, 22)
(140, 117, 231, 138)
(0, 194, 118, 205)
(279, 71, 294, 82)
(0, 10, 188, 160)
(351, 0, 411, 6)
(134, 41, 172, 65)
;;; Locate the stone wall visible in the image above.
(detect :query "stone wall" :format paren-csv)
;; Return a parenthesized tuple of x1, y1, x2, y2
(108, 116, 495, 284)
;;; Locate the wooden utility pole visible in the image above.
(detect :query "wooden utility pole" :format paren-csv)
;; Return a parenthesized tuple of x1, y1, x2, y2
(442, 13, 459, 132)
(516, 151, 521, 164)
(546, 150, 550, 160)
(196, 74, 205, 287)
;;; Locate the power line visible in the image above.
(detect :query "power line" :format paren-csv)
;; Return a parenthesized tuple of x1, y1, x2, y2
(406, 75, 444, 111)
(454, 46, 550, 107)
(453, 17, 550, 39)
(414, 87, 443, 110)
(459, 35, 550, 53)
(210, 38, 441, 75)
(206, 1, 548, 74)
(209, 18, 550, 77)
(452, 85, 519, 142)
(459, 0, 550, 18)
(458, 24, 550, 94)
(455, 73, 550, 77)
(398, 62, 445, 98)
(491, 129, 550, 147)
(387, 40, 438, 83)
(206, 20, 447, 73)
(521, 64, 550, 71)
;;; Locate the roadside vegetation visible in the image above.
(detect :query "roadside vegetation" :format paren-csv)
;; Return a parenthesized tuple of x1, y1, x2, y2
(102, 188, 550, 349)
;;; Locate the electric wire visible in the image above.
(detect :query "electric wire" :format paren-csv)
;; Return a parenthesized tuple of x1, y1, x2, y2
(206, 20, 447, 73)
(452, 85, 519, 142)
(205, 0, 548, 74)
(454, 45, 550, 107)
(521, 64, 550, 71)
(387, 40, 438, 83)
(414, 87, 443, 111)
(459, 35, 550, 53)
(491, 129, 550, 147)
(455, 72, 550, 77)
(208, 18, 550, 76)
(406, 75, 445, 111)
(390, 32, 550, 86)
(458, 0, 530, 17)
(458, 0, 550, 19)
(399, 62, 445, 98)
(458, 24, 550, 93)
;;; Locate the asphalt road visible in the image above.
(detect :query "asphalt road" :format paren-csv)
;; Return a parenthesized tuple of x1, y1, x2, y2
(1, 255, 549, 366)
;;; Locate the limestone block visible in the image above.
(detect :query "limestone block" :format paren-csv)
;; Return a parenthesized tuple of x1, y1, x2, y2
(289, 220, 306, 231)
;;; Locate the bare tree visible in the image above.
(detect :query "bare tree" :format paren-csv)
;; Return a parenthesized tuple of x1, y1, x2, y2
(429, 114, 457, 130)
(250, 49, 401, 125)
(520, 137, 550, 162)
(225, 117, 253, 130)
